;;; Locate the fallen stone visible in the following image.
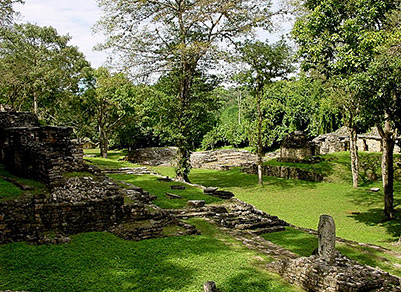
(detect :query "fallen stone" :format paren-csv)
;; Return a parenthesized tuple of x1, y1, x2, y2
(171, 185, 186, 190)
(157, 177, 172, 182)
(165, 193, 182, 199)
(209, 190, 234, 199)
(187, 200, 205, 208)
(203, 187, 218, 194)
(203, 281, 218, 292)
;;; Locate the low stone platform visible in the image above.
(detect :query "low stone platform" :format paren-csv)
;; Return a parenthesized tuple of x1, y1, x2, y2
(169, 199, 288, 235)
(267, 252, 401, 292)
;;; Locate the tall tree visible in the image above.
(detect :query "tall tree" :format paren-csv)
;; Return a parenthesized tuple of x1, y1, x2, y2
(81, 67, 137, 158)
(292, 0, 399, 190)
(0, 23, 89, 120)
(95, 0, 273, 182)
(292, 0, 401, 218)
(236, 39, 293, 185)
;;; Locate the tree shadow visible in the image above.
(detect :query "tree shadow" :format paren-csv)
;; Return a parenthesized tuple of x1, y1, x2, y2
(349, 208, 401, 242)
(190, 168, 318, 191)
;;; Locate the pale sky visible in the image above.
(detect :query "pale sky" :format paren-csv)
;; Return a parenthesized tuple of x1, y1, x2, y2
(14, 0, 292, 69)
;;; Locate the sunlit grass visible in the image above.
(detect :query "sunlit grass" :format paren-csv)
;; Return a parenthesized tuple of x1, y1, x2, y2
(0, 219, 300, 292)
(109, 173, 222, 209)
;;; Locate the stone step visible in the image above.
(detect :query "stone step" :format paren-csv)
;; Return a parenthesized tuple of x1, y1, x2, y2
(235, 220, 281, 230)
(250, 226, 286, 235)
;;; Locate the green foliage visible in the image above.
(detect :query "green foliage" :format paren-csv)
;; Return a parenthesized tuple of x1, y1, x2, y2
(95, 0, 275, 181)
(0, 220, 297, 292)
(0, 0, 23, 27)
(0, 23, 89, 120)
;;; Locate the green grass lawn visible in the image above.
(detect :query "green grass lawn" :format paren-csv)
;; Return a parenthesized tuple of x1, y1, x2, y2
(109, 173, 222, 209)
(85, 149, 401, 251)
(84, 149, 141, 169)
(0, 219, 300, 292)
(0, 165, 48, 201)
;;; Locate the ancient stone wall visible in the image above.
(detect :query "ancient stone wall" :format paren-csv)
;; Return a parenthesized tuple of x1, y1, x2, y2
(242, 164, 323, 182)
(0, 112, 85, 187)
(313, 127, 401, 155)
(128, 147, 259, 170)
(280, 131, 318, 163)
(190, 149, 257, 170)
(0, 176, 183, 244)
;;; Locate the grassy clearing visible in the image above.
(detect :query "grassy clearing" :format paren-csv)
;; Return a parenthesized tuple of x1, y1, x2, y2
(84, 149, 141, 169)
(85, 149, 401, 251)
(109, 173, 222, 209)
(184, 167, 401, 251)
(0, 165, 48, 201)
(0, 219, 300, 292)
(262, 227, 401, 277)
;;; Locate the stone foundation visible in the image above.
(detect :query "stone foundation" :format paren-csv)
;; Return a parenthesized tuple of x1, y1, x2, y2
(0, 175, 196, 244)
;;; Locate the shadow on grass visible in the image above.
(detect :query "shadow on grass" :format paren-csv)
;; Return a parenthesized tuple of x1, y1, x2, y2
(0, 219, 296, 292)
(190, 168, 318, 191)
(349, 207, 401, 243)
(262, 227, 317, 257)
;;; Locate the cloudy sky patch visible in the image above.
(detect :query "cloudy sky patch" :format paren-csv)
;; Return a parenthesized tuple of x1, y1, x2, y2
(14, 0, 107, 68)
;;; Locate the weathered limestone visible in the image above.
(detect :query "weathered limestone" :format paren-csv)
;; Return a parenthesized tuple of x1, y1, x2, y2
(203, 281, 218, 292)
(171, 199, 288, 235)
(127, 147, 259, 170)
(0, 112, 199, 244)
(280, 131, 319, 163)
(0, 112, 85, 188)
(317, 215, 336, 263)
(313, 127, 401, 155)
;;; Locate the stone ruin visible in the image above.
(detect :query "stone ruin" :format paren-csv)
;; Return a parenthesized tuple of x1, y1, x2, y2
(0, 112, 85, 188)
(267, 215, 401, 292)
(127, 147, 259, 170)
(313, 127, 401, 155)
(280, 131, 319, 163)
(0, 112, 197, 244)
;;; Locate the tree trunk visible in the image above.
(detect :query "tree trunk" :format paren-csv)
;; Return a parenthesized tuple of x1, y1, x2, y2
(99, 125, 108, 158)
(175, 142, 191, 182)
(348, 126, 359, 188)
(377, 121, 395, 220)
(33, 92, 38, 115)
(257, 91, 263, 186)
(175, 65, 192, 183)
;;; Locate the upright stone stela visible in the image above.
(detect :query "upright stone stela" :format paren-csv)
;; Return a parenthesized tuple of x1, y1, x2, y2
(317, 214, 336, 263)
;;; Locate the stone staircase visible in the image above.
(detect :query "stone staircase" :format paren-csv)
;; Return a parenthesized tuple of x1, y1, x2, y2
(170, 199, 288, 236)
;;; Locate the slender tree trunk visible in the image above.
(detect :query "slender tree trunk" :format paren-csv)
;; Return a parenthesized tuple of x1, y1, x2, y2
(33, 91, 38, 115)
(377, 121, 395, 220)
(257, 91, 263, 186)
(238, 91, 241, 125)
(349, 126, 359, 188)
(99, 124, 108, 158)
(175, 66, 192, 182)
